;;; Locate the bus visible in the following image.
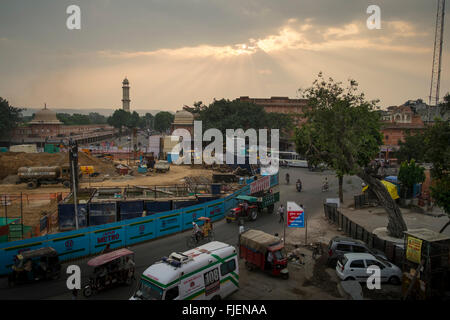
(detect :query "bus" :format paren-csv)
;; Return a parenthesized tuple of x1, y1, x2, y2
(131, 241, 239, 300)
(272, 151, 308, 168)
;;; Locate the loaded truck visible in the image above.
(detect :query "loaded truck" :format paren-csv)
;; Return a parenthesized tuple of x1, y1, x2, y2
(17, 165, 80, 189)
(226, 191, 279, 223)
(239, 229, 289, 279)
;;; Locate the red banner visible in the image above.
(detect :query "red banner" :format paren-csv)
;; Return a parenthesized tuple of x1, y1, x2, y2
(250, 175, 270, 194)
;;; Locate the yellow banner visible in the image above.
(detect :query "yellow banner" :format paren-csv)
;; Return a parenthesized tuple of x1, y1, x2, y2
(406, 236, 422, 264)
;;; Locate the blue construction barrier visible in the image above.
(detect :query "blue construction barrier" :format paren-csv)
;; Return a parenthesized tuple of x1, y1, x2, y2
(0, 174, 279, 275)
(181, 203, 207, 231)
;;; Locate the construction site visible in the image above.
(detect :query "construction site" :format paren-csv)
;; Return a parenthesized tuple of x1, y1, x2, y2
(0, 149, 254, 242)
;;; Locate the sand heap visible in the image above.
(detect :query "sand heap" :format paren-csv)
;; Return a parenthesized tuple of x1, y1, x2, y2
(0, 152, 118, 180)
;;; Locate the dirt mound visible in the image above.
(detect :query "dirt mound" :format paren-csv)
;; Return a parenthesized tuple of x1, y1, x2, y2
(1, 174, 20, 184)
(0, 152, 118, 179)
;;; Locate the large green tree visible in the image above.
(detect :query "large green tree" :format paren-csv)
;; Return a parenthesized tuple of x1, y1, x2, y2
(422, 119, 450, 232)
(107, 109, 130, 133)
(396, 130, 427, 163)
(0, 98, 23, 144)
(154, 111, 174, 133)
(294, 73, 407, 238)
(196, 98, 291, 134)
(398, 159, 425, 199)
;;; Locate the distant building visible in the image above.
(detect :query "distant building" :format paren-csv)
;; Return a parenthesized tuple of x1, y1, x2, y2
(122, 78, 131, 112)
(237, 96, 309, 151)
(237, 96, 308, 127)
(171, 110, 194, 136)
(380, 105, 425, 164)
(3, 105, 115, 148)
(403, 99, 449, 124)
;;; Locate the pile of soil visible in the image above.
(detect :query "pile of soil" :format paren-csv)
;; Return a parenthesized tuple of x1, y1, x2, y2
(0, 152, 118, 180)
(1, 174, 20, 184)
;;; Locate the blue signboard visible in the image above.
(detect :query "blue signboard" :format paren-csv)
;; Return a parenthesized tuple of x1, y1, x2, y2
(287, 202, 305, 228)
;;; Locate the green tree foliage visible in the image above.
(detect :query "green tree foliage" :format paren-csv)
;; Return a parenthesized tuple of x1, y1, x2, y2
(196, 98, 291, 134)
(294, 73, 383, 203)
(56, 113, 91, 125)
(107, 109, 130, 133)
(88, 112, 107, 124)
(396, 130, 426, 163)
(138, 113, 154, 130)
(423, 119, 450, 222)
(398, 159, 425, 198)
(439, 92, 450, 116)
(154, 111, 174, 133)
(127, 111, 141, 129)
(293, 73, 407, 238)
(0, 97, 23, 143)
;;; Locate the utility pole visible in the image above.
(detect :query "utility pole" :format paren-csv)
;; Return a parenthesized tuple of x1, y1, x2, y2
(69, 139, 80, 230)
(429, 0, 446, 107)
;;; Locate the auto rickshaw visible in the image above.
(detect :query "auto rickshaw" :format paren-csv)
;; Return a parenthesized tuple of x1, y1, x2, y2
(186, 217, 215, 248)
(8, 247, 62, 287)
(83, 248, 135, 297)
(198, 216, 213, 237)
(239, 229, 289, 279)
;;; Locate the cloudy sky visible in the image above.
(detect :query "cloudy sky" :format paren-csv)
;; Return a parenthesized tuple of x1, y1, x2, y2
(0, 0, 449, 112)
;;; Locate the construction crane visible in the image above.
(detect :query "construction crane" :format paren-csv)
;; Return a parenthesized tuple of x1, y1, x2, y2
(429, 0, 446, 107)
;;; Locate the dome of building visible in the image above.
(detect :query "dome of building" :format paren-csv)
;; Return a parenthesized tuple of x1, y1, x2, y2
(29, 106, 62, 124)
(123, 78, 129, 85)
(173, 110, 194, 125)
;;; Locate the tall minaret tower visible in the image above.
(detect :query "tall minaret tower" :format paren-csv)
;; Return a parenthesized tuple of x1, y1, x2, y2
(122, 77, 130, 112)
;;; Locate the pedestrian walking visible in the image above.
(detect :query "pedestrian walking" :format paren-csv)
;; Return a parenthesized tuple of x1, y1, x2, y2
(278, 204, 285, 223)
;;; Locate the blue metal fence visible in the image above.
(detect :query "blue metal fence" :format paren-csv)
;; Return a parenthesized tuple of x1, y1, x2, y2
(0, 174, 278, 275)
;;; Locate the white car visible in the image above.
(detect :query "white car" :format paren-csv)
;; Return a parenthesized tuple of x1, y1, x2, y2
(336, 253, 402, 285)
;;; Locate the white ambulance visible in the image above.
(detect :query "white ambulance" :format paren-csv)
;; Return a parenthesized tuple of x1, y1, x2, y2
(131, 241, 239, 300)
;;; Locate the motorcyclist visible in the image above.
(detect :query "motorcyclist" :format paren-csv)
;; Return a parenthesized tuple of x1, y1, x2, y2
(296, 178, 302, 192)
(285, 173, 290, 185)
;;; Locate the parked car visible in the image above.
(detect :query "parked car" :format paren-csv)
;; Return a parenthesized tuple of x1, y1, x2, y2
(327, 236, 387, 267)
(336, 253, 402, 285)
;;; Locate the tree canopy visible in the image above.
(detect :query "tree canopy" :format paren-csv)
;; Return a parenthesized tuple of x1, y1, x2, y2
(0, 97, 23, 143)
(423, 119, 450, 227)
(194, 98, 293, 135)
(398, 159, 425, 198)
(294, 73, 407, 238)
(154, 111, 174, 133)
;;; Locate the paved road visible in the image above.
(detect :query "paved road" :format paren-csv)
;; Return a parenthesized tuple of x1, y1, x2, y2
(0, 167, 363, 300)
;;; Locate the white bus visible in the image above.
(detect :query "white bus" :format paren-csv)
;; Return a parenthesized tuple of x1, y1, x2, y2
(272, 151, 308, 168)
(131, 241, 239, 300)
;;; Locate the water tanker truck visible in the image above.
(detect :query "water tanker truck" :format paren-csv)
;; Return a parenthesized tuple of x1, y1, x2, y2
(17, 165, 79, 189)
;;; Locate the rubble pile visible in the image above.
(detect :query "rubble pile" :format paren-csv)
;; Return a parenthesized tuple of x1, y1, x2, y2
(0, 151, 118, 180)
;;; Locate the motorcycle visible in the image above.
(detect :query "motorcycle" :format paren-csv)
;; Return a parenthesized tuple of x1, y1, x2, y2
(296, 182, 302, 192)
(322, 182, 329, 192)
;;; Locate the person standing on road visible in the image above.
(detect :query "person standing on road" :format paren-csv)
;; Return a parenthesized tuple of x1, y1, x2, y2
(278, 204, 285, 223)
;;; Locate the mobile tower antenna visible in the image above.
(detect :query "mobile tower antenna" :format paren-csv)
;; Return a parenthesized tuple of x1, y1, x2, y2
(429, 0, 446, 107)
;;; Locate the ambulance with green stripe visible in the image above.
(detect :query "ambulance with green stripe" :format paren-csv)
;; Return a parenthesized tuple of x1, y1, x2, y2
(131, 241, 239, 300)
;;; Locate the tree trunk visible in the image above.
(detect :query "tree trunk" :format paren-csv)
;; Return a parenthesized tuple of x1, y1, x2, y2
(357, 171, 407, 239)
(338, 175, 344, 204)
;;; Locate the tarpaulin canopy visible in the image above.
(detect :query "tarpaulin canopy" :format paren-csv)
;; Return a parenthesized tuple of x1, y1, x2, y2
(239, 229, 281, 254)
(88, 248, 134, 267)
(362, 180, 399, 200)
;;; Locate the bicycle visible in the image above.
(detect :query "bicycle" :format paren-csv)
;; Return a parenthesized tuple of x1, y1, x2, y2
(186, 230, 215, 248)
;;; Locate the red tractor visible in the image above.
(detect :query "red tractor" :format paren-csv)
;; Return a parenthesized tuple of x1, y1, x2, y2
(226, 191, 279, 223)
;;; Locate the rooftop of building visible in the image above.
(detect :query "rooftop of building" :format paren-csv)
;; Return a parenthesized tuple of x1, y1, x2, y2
(29, 105, 62, 125)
